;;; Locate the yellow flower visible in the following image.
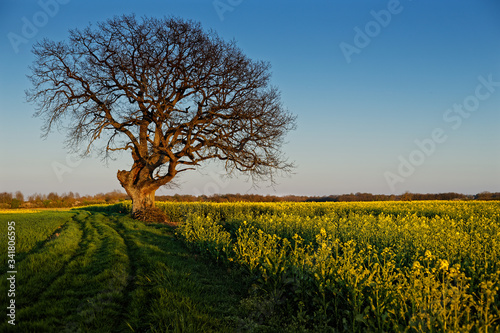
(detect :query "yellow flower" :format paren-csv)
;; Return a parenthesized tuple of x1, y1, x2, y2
(438, 259, 449, 271)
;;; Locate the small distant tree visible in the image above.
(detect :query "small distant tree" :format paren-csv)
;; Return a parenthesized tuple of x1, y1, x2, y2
(47, 192, 60, 201)
(15, 191, 24, 203)
(27, 14, 296, 216)
(62, 192, 76, 206)
(0, 192, 13, 205)
(10, 199, 21, 209)
(401, 191, 413, 201)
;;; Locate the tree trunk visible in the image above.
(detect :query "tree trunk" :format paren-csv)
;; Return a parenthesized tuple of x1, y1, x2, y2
(128, 188, 156, 214)
(117, 168, 157, 214)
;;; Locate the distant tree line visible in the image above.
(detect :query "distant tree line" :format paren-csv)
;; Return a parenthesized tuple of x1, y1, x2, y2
(0, 190, 499, 209)
(304, 192, 500, 202)
(155, 194, 311, 203)
(0, 190, 128, 209)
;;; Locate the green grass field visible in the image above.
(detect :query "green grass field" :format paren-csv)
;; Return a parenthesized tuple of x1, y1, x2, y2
(1, 201, 499, 332)
(0, 209, 248, 332)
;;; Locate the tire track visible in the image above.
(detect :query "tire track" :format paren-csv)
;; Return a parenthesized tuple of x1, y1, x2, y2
(109, 214, 141, 330)
(16, 211, 91, 315)
(61, 212, 132, 332)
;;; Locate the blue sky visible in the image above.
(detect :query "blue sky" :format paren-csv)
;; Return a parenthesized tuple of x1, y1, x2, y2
(0, 0, 499, 196)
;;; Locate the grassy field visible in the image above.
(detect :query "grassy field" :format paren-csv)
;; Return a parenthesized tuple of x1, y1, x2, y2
(1, 201, 499, 332)
(0, 209, 249, 332)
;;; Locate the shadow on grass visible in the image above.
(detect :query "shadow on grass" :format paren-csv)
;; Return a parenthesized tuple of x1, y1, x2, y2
(72, 203, 129, 215)
(111, 214, 251, 332)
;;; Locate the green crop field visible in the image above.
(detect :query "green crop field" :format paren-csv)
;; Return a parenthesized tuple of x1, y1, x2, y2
(1, 201, 499, 332)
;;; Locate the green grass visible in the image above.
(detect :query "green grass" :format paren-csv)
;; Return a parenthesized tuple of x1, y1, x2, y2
(0, 209, 248, 332)
(0, 211, 75, 266)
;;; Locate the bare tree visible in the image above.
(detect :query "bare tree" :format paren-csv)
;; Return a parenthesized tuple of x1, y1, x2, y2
(27, 15, 296, 215)
(15, 191, 24, 203)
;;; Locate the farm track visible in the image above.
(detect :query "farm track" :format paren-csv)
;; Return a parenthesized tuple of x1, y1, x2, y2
(23, 213, 82, 313)
(1, 211, 129, 331)
(5, 213, 82, 329)
(105, 215, 140, 331)
(60, 212, 132, 332)
(1, 209, 245, 332)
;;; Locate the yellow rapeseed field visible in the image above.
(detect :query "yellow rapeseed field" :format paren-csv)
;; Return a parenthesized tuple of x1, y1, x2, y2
(172, 200, 500, 332)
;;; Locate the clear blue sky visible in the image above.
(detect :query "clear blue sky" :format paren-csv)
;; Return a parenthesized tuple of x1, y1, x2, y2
(1, 0, 499, 197)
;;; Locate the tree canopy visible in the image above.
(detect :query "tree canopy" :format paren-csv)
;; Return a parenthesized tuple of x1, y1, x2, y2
(27, 14, 296, 214)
